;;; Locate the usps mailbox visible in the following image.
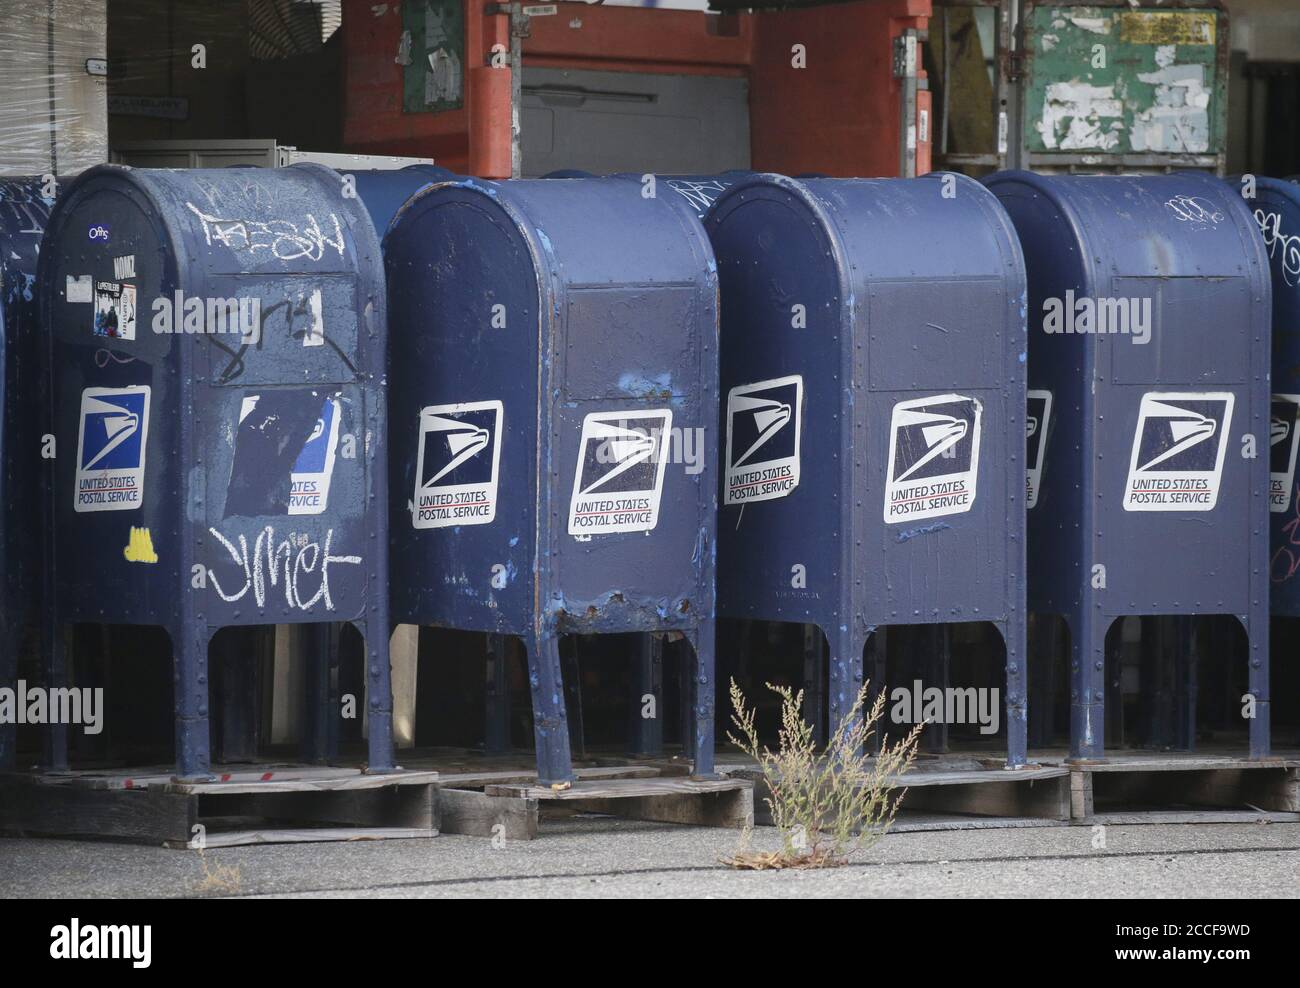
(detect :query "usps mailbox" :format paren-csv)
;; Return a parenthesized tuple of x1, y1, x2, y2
(349, 164, 455, 240)
(1249, 178, 1300, 618)
(0, 177, 54, 771)
(986, 171, 1271, 760)
(384, 177, 719, 784)
(38, 163, 395, 779)
(706, 173, 1030, 765)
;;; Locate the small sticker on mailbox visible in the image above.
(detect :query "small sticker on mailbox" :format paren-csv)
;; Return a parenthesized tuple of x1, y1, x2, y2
(884, 394, 982, 523)
(1270, 394, 1300, 514)
(93, 281, 136, 340)
(1123, 391, 1234, 512)
(1026, 389, 1052, 509)
(568, 409, 672, 536)
(725, 375, 802, 507)
(412, 400, 503, 529)
(74, 386, 150, 513)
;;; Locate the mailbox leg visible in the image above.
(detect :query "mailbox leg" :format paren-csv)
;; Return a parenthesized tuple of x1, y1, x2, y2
(687, 619, 716, 778)
(1000, 619, 1027, 767)
(173, 625, 214, 781)
(485, 634, 512, 755)
(527, 633, 575, 785)
(827, 624, 865, 754)
(681, 631, 702, 754)
(1068, 609, 1106, 761)
(1245, 611, 1270, 759)
(864, 627, 887, 755)
(628, 633, 664, 757)
(358, 617, 396, 772)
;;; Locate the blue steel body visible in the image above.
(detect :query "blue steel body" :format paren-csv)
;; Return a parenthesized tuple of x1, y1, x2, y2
(37, 163, 395, 779)
(383, 177, 719, 784)
(348, 165, 455, 239)
(0, 177, 54, 771)
(1246, 178, 1300, 616)
(986, 171, 1272, 760)
(706, 172, 1030, 765)
(609, 172, 750, 221)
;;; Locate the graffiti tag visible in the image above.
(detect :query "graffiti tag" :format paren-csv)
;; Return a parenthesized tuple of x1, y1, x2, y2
(208, 526, 360, 611)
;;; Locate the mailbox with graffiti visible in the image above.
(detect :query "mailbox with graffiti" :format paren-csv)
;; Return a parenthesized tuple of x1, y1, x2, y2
(38, 163, 395, 780)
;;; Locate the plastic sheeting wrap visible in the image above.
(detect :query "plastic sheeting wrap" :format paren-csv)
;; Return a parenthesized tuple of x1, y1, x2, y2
(0, 0, 109, 175)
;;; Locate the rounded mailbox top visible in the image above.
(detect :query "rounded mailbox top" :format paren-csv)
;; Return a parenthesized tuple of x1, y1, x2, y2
(40, 162, 384, 288)
(984, 170, 1269, 290)
(387, 175, 718, 293)
(706, 171, 1026, 303)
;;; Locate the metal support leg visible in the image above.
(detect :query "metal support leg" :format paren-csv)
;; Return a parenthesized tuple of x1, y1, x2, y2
(865, 627, 887, 755)
(485, 633, 512, 755)
(1001, 617, 1027, 767)
(1069, 609, 1106, 761)
(680, 637, 696, 754)
(688, 619, 716, 778)
(827, 623, 865, 754)
(1246, 608, 1271, 759)
(174, 624, 213, 782)
(361, 613, 396, 772)
(628, 633, 664, 757)
(527, 633, 575, 785)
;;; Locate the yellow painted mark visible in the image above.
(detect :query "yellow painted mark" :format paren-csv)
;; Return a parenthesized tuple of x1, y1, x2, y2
(123, 526, 158, 564)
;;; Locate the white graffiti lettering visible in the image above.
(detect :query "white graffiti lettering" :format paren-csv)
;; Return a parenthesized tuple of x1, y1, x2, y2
(207, 526, 361, 611)
(1255, 209, 1300, 289)
(185, 203, 346, 262)
(1165, 195, 1224, 225)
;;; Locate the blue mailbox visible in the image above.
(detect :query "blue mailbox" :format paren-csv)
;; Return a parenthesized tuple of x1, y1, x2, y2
(706, 172, 1030, 765)
(986, 171, 1272, 760)
(348, 165, 455, 240)
(383, 177, 719, 784)
(1248, 178, 1300, 617)
(0, 177, 54, 771)
(38, 163, 396, 779)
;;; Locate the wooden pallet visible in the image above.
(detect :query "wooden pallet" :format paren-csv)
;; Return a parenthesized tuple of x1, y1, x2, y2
(427, 758, 752, 840)
(1049, 750, 1300, 822)
(725, 757, 1073, 831)
(0, 764, 440, 848)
